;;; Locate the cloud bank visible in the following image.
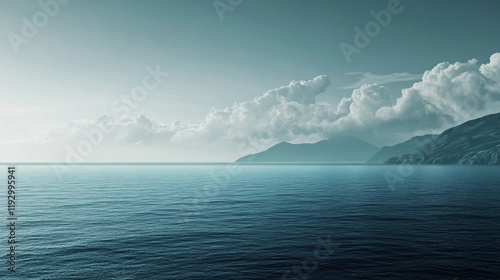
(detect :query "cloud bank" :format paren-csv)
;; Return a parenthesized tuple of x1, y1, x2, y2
(33, 53, 500, 151)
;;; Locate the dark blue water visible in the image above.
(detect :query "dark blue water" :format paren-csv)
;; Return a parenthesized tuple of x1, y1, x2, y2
(2, 165, 500, 279)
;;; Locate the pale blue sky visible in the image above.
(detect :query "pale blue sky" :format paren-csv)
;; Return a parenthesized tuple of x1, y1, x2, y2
(1, 0, 500, 161)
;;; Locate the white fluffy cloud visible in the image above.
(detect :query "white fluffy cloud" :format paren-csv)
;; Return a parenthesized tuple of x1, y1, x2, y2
(172, 75, 335, 144)
(375, 55, 500, 132)
(30, 53, 500, 152)
(333, 53, 500, 141)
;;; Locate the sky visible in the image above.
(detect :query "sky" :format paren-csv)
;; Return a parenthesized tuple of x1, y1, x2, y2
(1, 0, 500, 162)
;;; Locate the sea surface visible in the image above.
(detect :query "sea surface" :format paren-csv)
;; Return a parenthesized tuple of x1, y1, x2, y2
(2, 164, 500, 279)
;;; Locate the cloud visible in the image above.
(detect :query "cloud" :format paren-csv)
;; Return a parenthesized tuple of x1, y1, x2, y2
(33, 114, 184, 146)
(480, 52, 500, 94)
(332, 54, 500, 141)
(172, 75, 334, 144)
(29, 75, 335, 148)
(375, 56, 500, 130)
(340, 72, 422, 90)
(28, 53, 500, 153)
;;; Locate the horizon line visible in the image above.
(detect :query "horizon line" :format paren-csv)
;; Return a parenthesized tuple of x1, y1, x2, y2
(1, 162, 385, 165)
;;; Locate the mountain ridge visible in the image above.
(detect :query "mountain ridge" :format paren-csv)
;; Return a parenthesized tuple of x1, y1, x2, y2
(386, 112, 500, 165)
(367, 134, 438, 163)
(235, 135, 378, 163)
(235, 112, 500, 165)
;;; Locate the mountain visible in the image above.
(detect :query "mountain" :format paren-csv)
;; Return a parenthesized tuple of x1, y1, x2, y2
(236, 135, 379, 163)
(367, 134, 438, 163)
(386, 112, 500, 165)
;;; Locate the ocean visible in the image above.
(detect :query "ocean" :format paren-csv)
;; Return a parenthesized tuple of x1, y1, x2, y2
(2, 164, 500, 279)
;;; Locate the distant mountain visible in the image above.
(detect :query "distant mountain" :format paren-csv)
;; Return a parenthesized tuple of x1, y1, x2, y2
(386, 112, 500, 165)
(367, 134, 438, 163)
(236, 135, 379, 163)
